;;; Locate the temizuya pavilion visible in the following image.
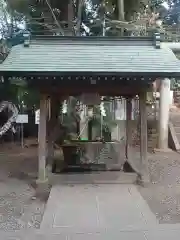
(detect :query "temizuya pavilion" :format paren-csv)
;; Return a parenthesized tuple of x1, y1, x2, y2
(0, 33, 180, 185)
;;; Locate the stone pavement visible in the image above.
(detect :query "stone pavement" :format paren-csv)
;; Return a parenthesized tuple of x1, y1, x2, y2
(1, 219, 180, 239)
(2, 226, 180, 240)
(40, 184, 158, 232)
(0, 228, 179, 240)
(2, 184, 180, 239)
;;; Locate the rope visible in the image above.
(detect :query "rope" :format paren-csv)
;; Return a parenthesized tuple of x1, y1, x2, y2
(78, 101, 105, 140)
(77, 116, 90, 139)
(0, 101, 18, 137)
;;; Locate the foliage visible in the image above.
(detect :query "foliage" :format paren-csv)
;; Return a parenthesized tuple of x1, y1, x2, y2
(3, 0, 180, 38)
(170, 78, 180, 90)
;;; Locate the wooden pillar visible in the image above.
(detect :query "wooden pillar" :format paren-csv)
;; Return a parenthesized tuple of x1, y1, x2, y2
(125, 98, 132, 159)
(47, 96, 59, 167)
(139, 91, 149, 184)
(37, 93, 48, 183)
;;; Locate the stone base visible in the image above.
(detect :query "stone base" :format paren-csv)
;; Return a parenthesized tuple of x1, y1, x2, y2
(136, 174, 150, 187)
(36, 177, 50, 190)
(36, 178, 49, 185)
(50, 172, 137, 184)
(35, 178, 51, 200)
(154, 148, 173, 153)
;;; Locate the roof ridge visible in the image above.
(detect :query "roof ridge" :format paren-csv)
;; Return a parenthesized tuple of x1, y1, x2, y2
(25, 33, 162, 48)
(31, 35, 153, 42)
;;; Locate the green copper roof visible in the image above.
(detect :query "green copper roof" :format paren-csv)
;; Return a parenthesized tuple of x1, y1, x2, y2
(0, 35, 180, 76)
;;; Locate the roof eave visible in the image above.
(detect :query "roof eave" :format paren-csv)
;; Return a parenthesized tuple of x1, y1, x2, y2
(0, 70, 179, 78)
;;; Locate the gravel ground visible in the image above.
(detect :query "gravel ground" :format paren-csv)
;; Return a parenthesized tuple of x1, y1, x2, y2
(139, 151, 180, 224)
(0, 144, 49, 231)
(0, 178, 46, 231)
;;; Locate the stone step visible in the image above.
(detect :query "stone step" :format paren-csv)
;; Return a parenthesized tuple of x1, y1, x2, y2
(174, 126, 180, 134)
(171, 121, 180, 127)
(50, 172, 138, 185)
(176, 133, 180, 142)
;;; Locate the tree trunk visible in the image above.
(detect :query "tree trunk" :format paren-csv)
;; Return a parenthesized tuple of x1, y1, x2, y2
(117, 0, 124, 21)
(124, 0, 141, 21)
(76, 0, 83, 36)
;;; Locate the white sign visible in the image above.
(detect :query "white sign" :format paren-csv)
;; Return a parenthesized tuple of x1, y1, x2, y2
(16, 114, 28, 124)
(35, 109, 40, 125)
(115, 100, 126, 120)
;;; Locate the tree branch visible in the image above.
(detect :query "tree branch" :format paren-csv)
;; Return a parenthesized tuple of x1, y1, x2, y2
(45, 0, 64, 35)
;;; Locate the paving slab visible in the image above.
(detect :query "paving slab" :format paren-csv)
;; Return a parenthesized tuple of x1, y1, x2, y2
(67, 231, 147, 240)
(0, 229, 147, 240)
(40, 184, 157, 234)
(2, 227, 180, 240)
(145, 229, 180, 240)
(2, 229, 180, 240)
(0, 231, 147, 240)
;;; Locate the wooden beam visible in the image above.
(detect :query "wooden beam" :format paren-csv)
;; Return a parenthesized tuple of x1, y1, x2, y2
(39, 85, 147, 97)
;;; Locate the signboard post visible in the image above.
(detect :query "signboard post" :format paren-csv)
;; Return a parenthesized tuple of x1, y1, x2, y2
(35, 109, 40, 125)
(16, 114, 28, 148)
(35, 109, 40, 143)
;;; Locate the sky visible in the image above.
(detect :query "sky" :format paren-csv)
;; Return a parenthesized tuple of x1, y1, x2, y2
(161, 1, 170, 9)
